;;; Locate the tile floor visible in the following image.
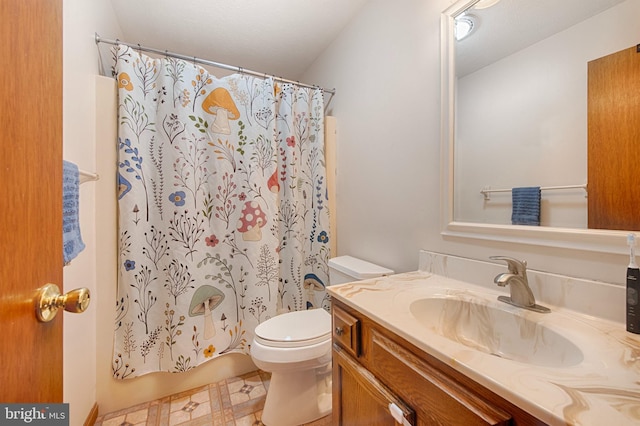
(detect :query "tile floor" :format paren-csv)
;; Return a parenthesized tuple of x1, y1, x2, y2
(94, 370, 332, 426)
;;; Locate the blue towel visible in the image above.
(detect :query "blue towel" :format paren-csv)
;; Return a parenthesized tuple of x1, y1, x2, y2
(63, 161, 85, 264)
(511, 186, 541, 226)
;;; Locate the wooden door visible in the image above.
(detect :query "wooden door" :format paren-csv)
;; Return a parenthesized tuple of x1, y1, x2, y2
(0, 0, 64, 402)
(588, 45, 640, 230)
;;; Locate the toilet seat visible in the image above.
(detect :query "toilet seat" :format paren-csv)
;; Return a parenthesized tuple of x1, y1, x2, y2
(254, 309, 331, 348)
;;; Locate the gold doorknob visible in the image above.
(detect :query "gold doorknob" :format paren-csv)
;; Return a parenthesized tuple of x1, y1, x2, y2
(36, 284, 90, 322)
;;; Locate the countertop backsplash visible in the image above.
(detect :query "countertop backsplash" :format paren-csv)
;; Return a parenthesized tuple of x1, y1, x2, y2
(418, 250, 626, 324)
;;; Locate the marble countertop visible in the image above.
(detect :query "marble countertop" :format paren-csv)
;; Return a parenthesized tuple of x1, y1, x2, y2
(327, 271, 640, 426)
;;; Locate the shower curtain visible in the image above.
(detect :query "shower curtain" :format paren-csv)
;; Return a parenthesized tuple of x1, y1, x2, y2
(112, 45, 330, 379)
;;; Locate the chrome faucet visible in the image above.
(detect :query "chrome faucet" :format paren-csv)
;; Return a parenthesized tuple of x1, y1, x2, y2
(490, 256, 550, 313)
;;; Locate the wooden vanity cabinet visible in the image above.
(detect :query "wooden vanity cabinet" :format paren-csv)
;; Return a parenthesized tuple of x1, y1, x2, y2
(333, 344, 415, 426)
(332, 300, 546, 426)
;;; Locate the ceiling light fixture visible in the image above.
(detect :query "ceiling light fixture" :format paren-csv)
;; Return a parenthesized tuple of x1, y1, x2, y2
(474, 0, 501, 10)
(455, 15, 476, 41)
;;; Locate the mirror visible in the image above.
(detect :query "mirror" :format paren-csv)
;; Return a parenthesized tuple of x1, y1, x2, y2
(441, 0, 639, 254)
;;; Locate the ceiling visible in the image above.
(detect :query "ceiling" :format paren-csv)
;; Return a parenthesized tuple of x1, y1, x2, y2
(108, 0, 370, 81)
(456, 0, 626, 76)
(108, 0, 627, 83)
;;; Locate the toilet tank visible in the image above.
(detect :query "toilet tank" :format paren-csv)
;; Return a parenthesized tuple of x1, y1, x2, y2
(328, 256, 394, 285)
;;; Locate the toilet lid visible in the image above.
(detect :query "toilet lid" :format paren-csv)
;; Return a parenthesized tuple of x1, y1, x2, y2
(254, 309, 331, 348)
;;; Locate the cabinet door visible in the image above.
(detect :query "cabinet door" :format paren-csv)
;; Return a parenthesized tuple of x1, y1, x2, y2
(333, 344, 415, 426)
(370, 330, 511, 425)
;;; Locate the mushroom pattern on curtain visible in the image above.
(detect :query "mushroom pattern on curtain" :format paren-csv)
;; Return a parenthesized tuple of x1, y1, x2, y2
(112, 45, 330, 379)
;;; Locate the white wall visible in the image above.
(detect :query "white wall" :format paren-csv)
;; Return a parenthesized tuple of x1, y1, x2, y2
(62, 0, 122, 424)
(455, 1, 640, 227)
(302, 0, 629, 285)
(302, 0, 439, 274)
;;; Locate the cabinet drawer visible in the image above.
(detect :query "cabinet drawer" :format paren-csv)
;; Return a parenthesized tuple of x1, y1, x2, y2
(333, 305, 360, 357)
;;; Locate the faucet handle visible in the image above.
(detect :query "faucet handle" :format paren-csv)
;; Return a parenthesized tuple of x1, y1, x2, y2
(490, 256, 527, 275)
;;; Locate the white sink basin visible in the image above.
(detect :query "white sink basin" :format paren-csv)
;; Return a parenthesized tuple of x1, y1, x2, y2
(409, 297, 583, 367)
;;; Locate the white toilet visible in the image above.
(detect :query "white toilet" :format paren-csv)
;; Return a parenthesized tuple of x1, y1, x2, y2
(250, 256, 393, 426)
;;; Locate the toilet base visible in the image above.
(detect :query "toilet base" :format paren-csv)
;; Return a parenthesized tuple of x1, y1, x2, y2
(261, 366, 332, 426)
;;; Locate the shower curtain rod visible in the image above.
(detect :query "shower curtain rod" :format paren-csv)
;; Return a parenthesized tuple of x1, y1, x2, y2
(95, 33, 336, 96)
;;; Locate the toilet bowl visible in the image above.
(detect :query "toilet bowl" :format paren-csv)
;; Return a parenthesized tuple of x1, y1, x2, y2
(250, 256, 393, 426)
(251, 309, 332, 426)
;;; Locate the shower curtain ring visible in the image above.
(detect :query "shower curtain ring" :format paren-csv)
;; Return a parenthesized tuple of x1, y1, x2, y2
(239, 67, 244, 75)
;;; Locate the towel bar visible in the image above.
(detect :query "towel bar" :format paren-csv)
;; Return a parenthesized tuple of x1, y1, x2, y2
(480, 184, 587, 201)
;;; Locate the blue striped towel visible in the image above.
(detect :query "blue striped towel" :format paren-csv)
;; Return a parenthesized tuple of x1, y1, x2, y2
(63, 161, 85, 264)
(511, 186, 541, 226)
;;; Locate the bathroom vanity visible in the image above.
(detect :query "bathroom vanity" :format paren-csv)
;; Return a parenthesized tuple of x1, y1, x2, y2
(328, 257, 640, 425)
(331, 299, 539, 425)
